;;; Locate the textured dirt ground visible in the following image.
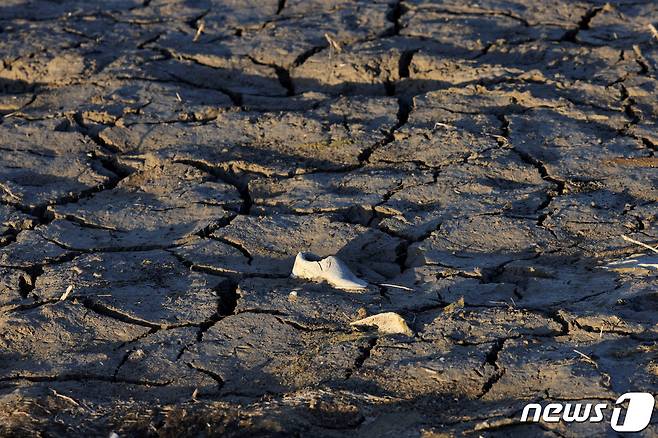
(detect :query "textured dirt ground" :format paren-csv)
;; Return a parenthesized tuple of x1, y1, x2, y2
(1, 0, 657, 436)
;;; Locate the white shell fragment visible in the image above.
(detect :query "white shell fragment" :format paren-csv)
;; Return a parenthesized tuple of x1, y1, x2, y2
(350, 312, 413, 336)
(604, 255, 658, 273)
(291, 252, 368, 290)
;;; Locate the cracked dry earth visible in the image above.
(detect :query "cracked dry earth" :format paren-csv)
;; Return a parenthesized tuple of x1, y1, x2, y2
(0, 0, 657, 437)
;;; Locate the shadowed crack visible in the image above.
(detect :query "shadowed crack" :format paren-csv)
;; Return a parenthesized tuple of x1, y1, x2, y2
(1, 298, 60, 314)
(276, 0, 286, 16)
(215, 279, 238, 317)
(619, 84, 640, 126)
(188, 279, 239, 343)
(17, 265, 41, 299)
(1, 165, 131, 227)
(113, 347, 137, 380)
(292, 45, 327, 69)
(274, 316, 339, 333)
(398, 49, 417, 78)
(345, 336, 377, 379)
(479, 338, 506, 398)
(38, 233, 186, 254)
(196, 215, 237, 238)
(1, 143, 134, 235)
(172, 158, 253, 214)
(168, 249, 289, 280)
(73, 112, 122, 154)
(358, 97, 412, 164)
(162, 62, 243, 106)
(49, 214, 121, 232)
(186, 363, 224, 388)
(78, 299, 167, 329)
(496, 115, 565, 230)
(542, 310, 572, 336)
(409, 5, 529, 27)
(247, 56, 294, 96)
(208, 235, 253, 265)
(384, 0, 406, 37)
(561, 5, 609, 42)
(0, 373, 170, 387)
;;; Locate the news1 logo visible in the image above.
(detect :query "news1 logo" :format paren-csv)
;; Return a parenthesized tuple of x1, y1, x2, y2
(521, 393, 655, 432)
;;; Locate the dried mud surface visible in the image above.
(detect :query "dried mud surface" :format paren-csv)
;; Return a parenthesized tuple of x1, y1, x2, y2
(1, 1, 657, 437)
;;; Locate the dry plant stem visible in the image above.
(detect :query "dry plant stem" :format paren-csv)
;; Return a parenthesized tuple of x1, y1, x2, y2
(621, 235, 658, 254)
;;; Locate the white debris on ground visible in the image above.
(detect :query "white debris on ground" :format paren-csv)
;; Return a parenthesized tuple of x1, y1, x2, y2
(605, 236, 658, 273)
(605, 255, 658, 273)
(291, 252, 368, 290)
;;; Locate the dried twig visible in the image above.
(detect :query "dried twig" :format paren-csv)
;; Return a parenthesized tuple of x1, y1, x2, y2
(193, 20, 205, 42)
(60, 285, 73, 301)
(50, 389, 80, 407)
(648, 23, 658, 40)
(621, 235, 658, 254)
(433, 122, 453, 130)
(324, 33, 341, 82)
(573, 349, 598, 368)
(324, 33, 342, 53)
(378, 283, 414, 291)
